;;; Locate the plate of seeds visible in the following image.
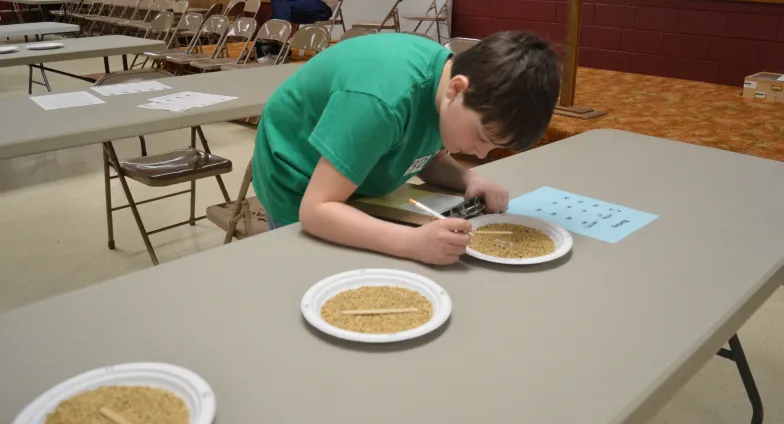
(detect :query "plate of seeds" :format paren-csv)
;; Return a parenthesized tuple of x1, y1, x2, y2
(301, 269, 452, 343)
(466, 214, 573, 265)
(13, 362, 215, 424)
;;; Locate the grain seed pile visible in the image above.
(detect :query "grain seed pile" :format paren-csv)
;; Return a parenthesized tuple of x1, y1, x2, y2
(45, 386, 189, 424)
(321, 286, 433, 334)
(469, 223, 556, 258)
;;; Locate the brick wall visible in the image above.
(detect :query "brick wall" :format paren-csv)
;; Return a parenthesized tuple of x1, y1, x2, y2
(451, 0, 784, 86)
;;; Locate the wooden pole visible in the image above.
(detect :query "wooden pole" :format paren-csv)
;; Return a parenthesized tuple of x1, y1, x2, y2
(553, 0, 606, 119)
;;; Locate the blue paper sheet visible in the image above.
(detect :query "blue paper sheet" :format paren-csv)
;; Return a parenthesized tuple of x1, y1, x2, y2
(507, 187, 659, 243)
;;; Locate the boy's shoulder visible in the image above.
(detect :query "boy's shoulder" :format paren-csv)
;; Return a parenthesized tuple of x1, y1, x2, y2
(298, 33, 452, 106)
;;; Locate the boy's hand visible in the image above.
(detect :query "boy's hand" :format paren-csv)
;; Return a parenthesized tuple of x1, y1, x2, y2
(465, 175, 509, 213)
(404, 218, 472, 265)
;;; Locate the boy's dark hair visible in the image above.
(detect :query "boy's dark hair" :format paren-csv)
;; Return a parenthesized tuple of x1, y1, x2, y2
(451, 31, 561, 151)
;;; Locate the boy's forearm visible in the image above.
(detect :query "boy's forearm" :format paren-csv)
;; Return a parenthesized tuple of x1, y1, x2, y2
(299, 201, 415, 259)
(417, 153, 477, 194)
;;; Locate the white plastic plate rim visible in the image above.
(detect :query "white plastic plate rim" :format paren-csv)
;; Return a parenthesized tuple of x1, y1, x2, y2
(26, 42, 64, 50)
(466, 213, 573, 265)
(301, 269, 452, 344)
(0, 46, 19, 53)
(13, 362, 216, 424)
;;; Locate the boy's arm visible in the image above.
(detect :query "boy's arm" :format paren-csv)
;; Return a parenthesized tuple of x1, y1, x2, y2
(299, 157, 417, 259)
(417, 151, 479, 193)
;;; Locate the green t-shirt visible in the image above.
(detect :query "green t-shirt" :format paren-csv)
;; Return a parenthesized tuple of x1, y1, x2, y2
(251, 33, 453, 226)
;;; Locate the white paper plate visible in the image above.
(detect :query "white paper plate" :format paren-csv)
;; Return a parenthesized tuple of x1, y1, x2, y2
(26, 42, 64, 50)
(0, 46, 19, 54)
(13, 362, 216, 424)
(301, 269, 452, 343)
(466, 213, 573, 265)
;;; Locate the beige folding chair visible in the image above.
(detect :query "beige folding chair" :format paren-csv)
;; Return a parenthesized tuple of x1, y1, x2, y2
(206, 160, 269, 243)
(51, 0, 84, 23)
(189, 17, 257, 72)
(102, 0, 143, 34)
(128, 11, 176, 68)
(99, 68, 233, 265)
(219, 19, 291, 71)
(165, 14, 231, 75)
(443, 37, 478, 54)
(113, 0, 152, 32)
(141, 11, 203, 66)
(176, 2, 222, 45)
(338, 27, 377, 42)
(172, 0, 187, 13)
(314, 0, 345, 37)
(121, 0, 172, 36)
(352, 0, 402, 32)
(84, 0, 118, 34)
(403, 0, 448, 43)
(221, 24, 328, 70)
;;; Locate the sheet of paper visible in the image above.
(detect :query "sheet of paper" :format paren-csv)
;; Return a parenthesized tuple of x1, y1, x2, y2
(777, 75, 784, 81)
(356, 185, 464, 214)
(138, 91, 238, 112)
(30, 91, 105, 111)
(507, 186, 659, 243)
(91, 80, 171, 96)
(137, 102, 191, 112)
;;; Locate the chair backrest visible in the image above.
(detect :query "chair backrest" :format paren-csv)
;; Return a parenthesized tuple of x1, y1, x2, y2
(175, 10, 202, 32)
(339, 27, 377, 41)
(172, 0, 187, 13)
(95, 69, 173, 87)
(243, 0, 260, 16)
(198, 14, 230, 36)
(256, 18, 291, 44)
(443, 37, 478, 54)
(148, 10, 174, 35)
(286, 25, 330, 61)
(224, 16, 256, 39)
(128, 0, 152, 21)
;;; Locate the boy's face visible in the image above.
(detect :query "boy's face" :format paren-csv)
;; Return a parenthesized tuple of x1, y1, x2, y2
(438, 77, 503, 159)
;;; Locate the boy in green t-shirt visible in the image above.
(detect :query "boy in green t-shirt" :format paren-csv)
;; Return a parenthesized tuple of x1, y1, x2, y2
(251, 31, 560, 265)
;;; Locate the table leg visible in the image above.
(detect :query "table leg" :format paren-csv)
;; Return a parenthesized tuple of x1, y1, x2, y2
(716, 334, 763, 424)
(103, 56, 110, 74)
(122, 54, 128, 71)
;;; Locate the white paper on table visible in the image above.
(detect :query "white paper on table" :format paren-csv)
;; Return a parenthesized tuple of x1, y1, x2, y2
(137, 102, 191, 112)
(148, 91, 238, 108)
(777, 75, 784, 82)
(91, 81, 171, 96)
(30, 91, 105, 111)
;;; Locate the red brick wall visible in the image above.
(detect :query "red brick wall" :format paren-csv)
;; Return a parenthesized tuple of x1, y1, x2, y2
(452, 0, 784, 86)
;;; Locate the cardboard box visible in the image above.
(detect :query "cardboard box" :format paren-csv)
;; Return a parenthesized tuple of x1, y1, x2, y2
(743, 72, 784, 103)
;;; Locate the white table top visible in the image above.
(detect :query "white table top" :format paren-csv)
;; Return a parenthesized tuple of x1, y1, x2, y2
(1, 129, 783, 424)
(0, 22, 79, 37)
(0, 63, 302, 160)
(0, 35, 164, 68)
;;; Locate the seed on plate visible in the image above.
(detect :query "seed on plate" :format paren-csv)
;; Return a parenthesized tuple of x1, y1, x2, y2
(469, 223, 555, 259)
(45, 385, 188, 424)
(321, 286, 433, 334)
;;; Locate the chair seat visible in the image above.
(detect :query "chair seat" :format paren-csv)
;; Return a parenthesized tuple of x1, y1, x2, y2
(166, 53, 211, 64)
(190, 58, 239, 71)
(402, 14, 446, 22)
(206, 196, 268, 238)
(119, 148, 232, 187)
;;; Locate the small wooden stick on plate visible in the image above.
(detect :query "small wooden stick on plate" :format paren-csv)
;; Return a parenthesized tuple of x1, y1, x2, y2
(99, 407, 134, 424)
(471, 230, 513, 235)
(341, 308, 419, 315)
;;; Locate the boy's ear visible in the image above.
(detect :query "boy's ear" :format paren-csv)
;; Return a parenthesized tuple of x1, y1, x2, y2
(447, 75, 470, 100)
